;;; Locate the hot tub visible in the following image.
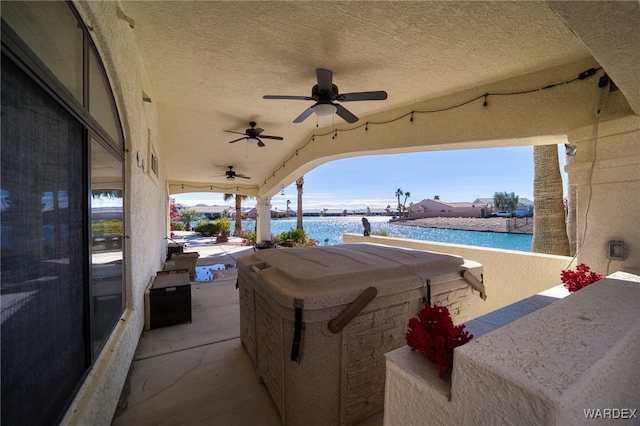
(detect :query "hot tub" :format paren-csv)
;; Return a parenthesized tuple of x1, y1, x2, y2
(237, 243, 483, 425)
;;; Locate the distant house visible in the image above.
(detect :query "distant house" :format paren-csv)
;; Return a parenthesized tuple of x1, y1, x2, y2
(473, 197, 534, 217)
(302, 209, 323, 217)
(192, 205, 232, 220)
(368, 208, 391, 216)
(472, 198, 494, 207)
(408, 199, 485, 218)
(244, 207, 295, 219)
(513, 198, 534, 217)
(226, 207, 254, 219)
(321, 209, 347, 217)
(276, 209, 297, 218)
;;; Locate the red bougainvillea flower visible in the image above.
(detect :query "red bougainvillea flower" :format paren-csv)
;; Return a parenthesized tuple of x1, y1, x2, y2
(560, 263, 603, 293)
(405, 304, 473, 378)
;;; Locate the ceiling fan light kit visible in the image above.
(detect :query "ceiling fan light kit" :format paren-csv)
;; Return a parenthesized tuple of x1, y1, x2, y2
(313, 103, 337, 117)
(263, 68, 387, 123)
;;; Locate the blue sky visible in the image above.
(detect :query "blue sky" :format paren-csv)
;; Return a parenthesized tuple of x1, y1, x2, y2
(172, 145, 567, 210)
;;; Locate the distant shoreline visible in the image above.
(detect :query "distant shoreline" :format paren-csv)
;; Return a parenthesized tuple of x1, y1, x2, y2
(390, 217, 533, 234)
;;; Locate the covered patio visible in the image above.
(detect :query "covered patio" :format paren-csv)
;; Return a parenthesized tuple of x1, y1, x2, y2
(1, 1, 638, 425)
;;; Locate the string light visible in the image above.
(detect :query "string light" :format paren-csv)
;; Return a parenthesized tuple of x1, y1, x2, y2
(253, 67, 601, 191)
(171, 183, 251, 192)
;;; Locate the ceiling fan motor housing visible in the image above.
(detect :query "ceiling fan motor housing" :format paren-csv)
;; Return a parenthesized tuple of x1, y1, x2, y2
(312, 84, 339, 101)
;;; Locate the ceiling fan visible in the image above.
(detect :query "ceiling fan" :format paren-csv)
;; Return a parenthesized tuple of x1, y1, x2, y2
(225, 121, 283, 147)
(221, 166, 250, 181)
(263, 68, 387, 124)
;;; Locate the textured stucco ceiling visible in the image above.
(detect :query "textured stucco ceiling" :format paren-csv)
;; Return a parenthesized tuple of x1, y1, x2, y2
(120, 1, 638, 196)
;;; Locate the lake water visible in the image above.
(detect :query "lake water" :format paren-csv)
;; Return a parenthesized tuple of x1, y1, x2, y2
(233, 216, 533, 252)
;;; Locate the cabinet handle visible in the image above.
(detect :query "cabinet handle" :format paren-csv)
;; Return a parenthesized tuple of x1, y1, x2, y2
(165, 287, 176, 292)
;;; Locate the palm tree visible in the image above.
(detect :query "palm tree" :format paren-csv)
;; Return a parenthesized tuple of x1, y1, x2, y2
(532, 145, 570, 255)
(179, 208, 202, 231)
(224, 193, 253, 236)
(395, 188, 404, 216)
(402, 191, 411, 217)
(296, 177, 304, 231)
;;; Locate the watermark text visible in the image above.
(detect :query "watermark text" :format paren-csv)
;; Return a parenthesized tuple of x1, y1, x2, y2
(584, 408, 637, 420)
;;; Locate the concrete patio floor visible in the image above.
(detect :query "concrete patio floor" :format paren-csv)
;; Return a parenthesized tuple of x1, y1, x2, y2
(111, 234, 284, 425)
(111, 233, 565, 425)
(111, 233, 385, 425)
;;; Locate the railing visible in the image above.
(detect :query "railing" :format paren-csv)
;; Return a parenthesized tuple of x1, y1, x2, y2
(343, 233, 571, 317)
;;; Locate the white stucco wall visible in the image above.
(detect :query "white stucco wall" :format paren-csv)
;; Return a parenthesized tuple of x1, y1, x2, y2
(343, 234, 571, 317)
(62, 2, 169, 424)
(565, 114, 640, 276)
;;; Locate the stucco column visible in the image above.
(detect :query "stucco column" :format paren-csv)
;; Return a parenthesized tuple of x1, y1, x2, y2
(256, 197, 272, 242)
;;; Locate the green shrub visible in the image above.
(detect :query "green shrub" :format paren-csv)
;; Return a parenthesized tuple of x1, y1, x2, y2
(194, 220, 220, 237)
(371, 230, 389, 236)
(216, 217, 232, 233)
(275, 228, 318, 247)
(241, 231, 257, 246)
(171, 221, 185, 231)
(194, 217, 232, 237)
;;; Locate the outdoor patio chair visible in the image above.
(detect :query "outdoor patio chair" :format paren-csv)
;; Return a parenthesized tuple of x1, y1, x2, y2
(171, 252, 200, 280)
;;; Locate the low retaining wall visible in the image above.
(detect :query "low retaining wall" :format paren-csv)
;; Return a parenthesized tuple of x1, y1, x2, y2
(384, 272, 640, 425)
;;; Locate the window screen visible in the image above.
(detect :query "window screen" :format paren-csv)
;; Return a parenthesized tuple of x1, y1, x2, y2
(1, 56, 88, 426)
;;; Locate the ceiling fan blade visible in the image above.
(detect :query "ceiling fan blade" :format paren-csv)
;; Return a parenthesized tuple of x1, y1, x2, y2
(225, 130, 247, 135)
(259, 135, 283, 140)
(263, 95, 312, 101)
(257, 140, 266, 147)
(228, 137, 247, 144)
(339, 91, 388, 102)
(293, 106, 315, 123)
(316, 69, 333, 93)
(235, 174, 251, 179)
(253, 127, 264, 135)
(335, 104, 358, 123)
